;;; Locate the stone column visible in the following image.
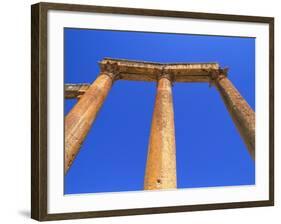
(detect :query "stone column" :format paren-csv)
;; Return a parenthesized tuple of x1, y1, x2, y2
(64, 71, 117, 173)
(144, 72, 177, 190)
(211, 70, 255, 160)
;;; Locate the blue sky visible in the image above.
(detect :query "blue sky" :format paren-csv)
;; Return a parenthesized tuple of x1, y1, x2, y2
(64, 28, 255, 194)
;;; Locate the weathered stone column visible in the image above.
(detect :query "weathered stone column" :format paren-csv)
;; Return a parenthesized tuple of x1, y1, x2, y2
(65, 71, 117, 173)
(144, 72, 177, 190)
(211, 70, 255, 160)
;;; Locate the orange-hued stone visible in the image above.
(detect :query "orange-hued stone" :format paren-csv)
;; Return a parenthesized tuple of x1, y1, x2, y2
(144, 77, 177, 190)
(215, 76, 255, 160)
(64, 73, 113, 173)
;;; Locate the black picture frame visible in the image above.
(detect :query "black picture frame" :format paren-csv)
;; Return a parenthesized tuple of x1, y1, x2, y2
(31, 2, 274, 221)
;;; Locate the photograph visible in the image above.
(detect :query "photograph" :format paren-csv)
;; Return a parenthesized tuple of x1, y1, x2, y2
(64, 28, 255, 195)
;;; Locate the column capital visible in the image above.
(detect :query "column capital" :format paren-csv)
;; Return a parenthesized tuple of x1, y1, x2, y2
(157, 67, 175, 84)
(99, 61, 120, 81)
(208, 67, 228, 85)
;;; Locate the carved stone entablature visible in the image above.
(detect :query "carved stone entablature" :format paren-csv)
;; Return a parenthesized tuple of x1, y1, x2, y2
(99, 58, 220, 83)
(65, 83, 91, 99)
(66, 58, 224, 98)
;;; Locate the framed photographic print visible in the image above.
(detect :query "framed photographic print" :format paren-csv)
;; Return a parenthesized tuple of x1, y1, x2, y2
(31, 2, 274, 221)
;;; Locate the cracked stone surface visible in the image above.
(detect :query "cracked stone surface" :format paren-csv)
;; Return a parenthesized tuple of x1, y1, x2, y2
(144, 76, 177, 190)
(215, 75, 255, 159)
(64, 73, 115, 173)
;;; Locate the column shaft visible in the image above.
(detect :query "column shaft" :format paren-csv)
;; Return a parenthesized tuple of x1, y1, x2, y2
(215, 76, 255, 159)
(144, 76, 177, 190)
(65, 73, 114, 173)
